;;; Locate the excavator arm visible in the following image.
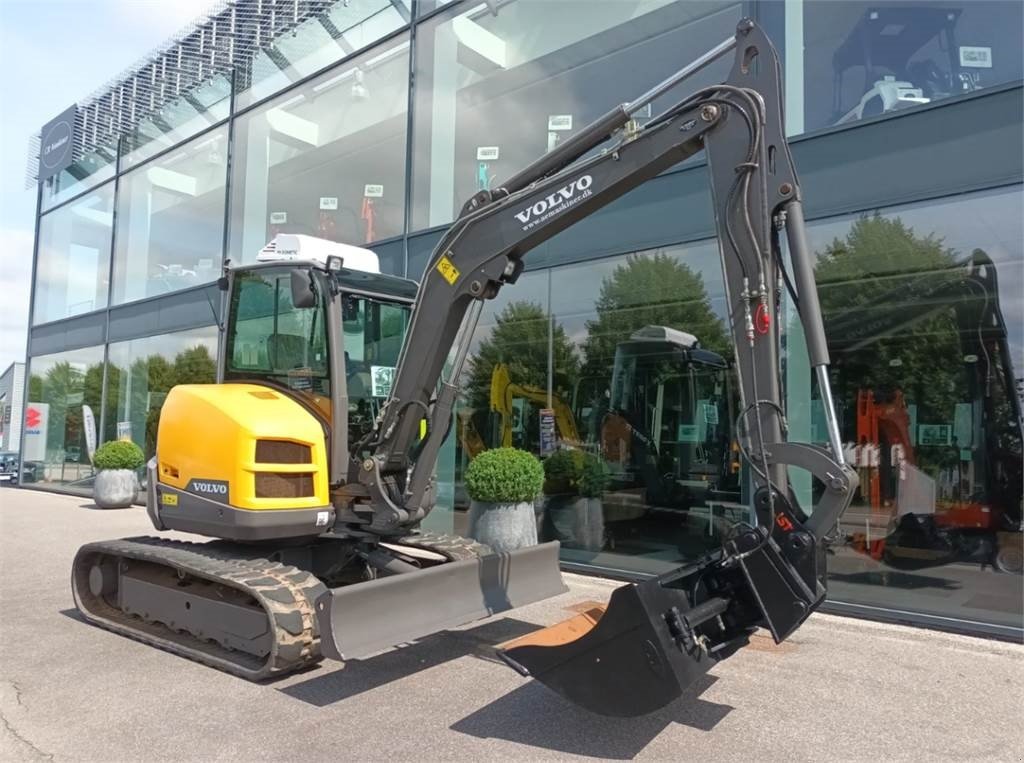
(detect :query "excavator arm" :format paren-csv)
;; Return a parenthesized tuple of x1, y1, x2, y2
(349, 19, 858, 715)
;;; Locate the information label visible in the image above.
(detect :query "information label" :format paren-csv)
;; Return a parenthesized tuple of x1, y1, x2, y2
(539, 408, 556, 456)
(371, 366, 395, 398)
(918, 424, 952, 446)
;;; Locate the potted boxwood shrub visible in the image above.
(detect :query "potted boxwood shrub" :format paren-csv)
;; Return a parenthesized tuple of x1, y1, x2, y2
(465, 447, 544, 552)
(92, 441, 145, 509)
(577, 451, 610, 550)
(540, 449, 609, 552)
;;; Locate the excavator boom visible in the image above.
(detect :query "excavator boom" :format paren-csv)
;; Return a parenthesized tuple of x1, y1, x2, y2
(342, 18, 858, 715)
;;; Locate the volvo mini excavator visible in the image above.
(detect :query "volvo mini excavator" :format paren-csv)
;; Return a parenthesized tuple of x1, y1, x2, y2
(72, 20, 858, 718)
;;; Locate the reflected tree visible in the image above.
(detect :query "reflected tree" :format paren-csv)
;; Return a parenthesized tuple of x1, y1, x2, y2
(464, 301, 579, 450)
(29, 362, 85, 460)
(816, 215, 966, 431)
(102, 344, 216, 458)
(582, 252, 729, 373)
(173, 345, 217, 385)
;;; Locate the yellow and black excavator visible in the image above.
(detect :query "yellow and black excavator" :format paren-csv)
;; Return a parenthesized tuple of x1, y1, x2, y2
(71, 20, 857, 718)
(489, 362, 582, 448)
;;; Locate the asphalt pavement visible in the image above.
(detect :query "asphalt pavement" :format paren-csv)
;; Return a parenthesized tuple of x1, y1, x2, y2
(1, 488, 1022, 762)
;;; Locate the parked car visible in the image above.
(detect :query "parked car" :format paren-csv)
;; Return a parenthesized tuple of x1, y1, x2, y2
(0, 452, 20, 485)
(0, 453, 42, 485)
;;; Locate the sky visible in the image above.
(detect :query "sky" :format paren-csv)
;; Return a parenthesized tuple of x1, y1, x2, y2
(0, 0, 218, 373)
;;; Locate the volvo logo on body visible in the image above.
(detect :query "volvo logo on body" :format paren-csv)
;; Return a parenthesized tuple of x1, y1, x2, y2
(193, 481, 227, 495)
(514, 174, 594, 229)
(185, 478, 230, 503)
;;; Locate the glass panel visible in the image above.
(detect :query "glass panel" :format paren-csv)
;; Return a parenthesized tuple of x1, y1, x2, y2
(450, 242, 742, 574)
(40, 145, 117, 212)
(225, 267, 331, 401)
(343, 293, 410, 449)
(24, 345, 105, 489)
(103, 328, 218, 464)
(452, 269, 551, 534)
(229, 33, 410, 263)
(111, 126, 229, 305)
(548, 244, 738, 572)
(784, 185, 1023, 629)
(121, 75, 231, 168)
(235, 0, 407, 110)
(33, 183, 114, 325)
(411, 0, 741, 231)
(798, 0, 1023, 134)
(415, 0, 456, 18)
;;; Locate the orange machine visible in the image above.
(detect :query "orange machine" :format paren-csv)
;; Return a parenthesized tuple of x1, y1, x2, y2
(855, 389, 913, 511)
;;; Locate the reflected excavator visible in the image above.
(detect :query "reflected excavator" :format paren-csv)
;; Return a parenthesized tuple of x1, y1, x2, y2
(489, 362, 582, 448)
(71, 21, 858, 717)
(833, 249, 1023, 573)
(599, 325, 739, 513)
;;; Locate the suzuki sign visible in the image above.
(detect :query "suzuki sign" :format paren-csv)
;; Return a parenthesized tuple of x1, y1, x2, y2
(23, 403, 49, 462)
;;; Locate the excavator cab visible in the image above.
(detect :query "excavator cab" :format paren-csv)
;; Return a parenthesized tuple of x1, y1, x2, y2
(221, 251, 415, 456)
(602, 326, 737, 509)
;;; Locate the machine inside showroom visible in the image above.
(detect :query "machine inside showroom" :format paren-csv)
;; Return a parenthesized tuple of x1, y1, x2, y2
(71, 20, 858, 718)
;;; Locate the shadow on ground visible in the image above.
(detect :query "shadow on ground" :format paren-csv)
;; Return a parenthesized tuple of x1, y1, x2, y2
(450, 673, 731, 759)
(78, 502, 138, 511)
(281, 617, 540, 706)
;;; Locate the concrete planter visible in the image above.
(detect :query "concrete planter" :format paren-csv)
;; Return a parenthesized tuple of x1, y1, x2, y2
(540, 495, 605, 551)
(467, 499, 538, 552)
(93, 469, 139, 509)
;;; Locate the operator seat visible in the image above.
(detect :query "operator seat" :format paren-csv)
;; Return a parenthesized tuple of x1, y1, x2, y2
(343, 351, 373, 399)
(266, 333, 307, 371)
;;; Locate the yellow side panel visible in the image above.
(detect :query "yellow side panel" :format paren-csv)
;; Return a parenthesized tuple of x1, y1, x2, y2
(157, 384, 328, 510)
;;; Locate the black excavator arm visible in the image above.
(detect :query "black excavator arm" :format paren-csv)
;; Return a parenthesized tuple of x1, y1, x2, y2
(349, 19, 859, 715)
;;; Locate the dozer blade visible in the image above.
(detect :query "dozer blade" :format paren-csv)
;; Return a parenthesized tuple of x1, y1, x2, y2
(317, 541, 567, 660)
(497, 579, 745, 717)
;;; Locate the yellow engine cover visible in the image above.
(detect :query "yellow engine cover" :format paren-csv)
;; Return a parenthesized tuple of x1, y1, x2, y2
(157, 384, 329, 510)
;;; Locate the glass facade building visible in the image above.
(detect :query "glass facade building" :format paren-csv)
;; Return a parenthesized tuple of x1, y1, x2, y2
(23, 0, 1023, 639)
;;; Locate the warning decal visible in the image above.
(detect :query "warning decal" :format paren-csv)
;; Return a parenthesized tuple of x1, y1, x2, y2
(436, 255, 460, 285)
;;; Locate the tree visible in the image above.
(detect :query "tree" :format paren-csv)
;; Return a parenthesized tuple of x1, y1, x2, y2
(581, 252, 729, 373)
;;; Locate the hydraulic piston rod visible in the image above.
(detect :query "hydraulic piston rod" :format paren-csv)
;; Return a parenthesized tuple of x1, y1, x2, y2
(623, 34, 737, 115)
(501, 33, 738, 198)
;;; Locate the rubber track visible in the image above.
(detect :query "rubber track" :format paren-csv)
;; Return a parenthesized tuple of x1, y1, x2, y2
(71, 536, 326, 681)
(72, 532, 492, 680)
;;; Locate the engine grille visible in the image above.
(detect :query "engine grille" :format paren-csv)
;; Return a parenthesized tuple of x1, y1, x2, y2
(255, 472, 314, 499)
(255, 440, 311, 464)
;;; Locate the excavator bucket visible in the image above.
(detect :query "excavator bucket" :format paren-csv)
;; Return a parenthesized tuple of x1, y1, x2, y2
(497, 578, 745, 717)
(317, 541, 568, 660)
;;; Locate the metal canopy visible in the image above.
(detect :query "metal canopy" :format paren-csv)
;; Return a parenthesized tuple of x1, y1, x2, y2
(26, 0, 410, 187)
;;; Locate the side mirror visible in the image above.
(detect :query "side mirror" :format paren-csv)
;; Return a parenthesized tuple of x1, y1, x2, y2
(290, 268, 317, 309)
(216, 276, 229, 291)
